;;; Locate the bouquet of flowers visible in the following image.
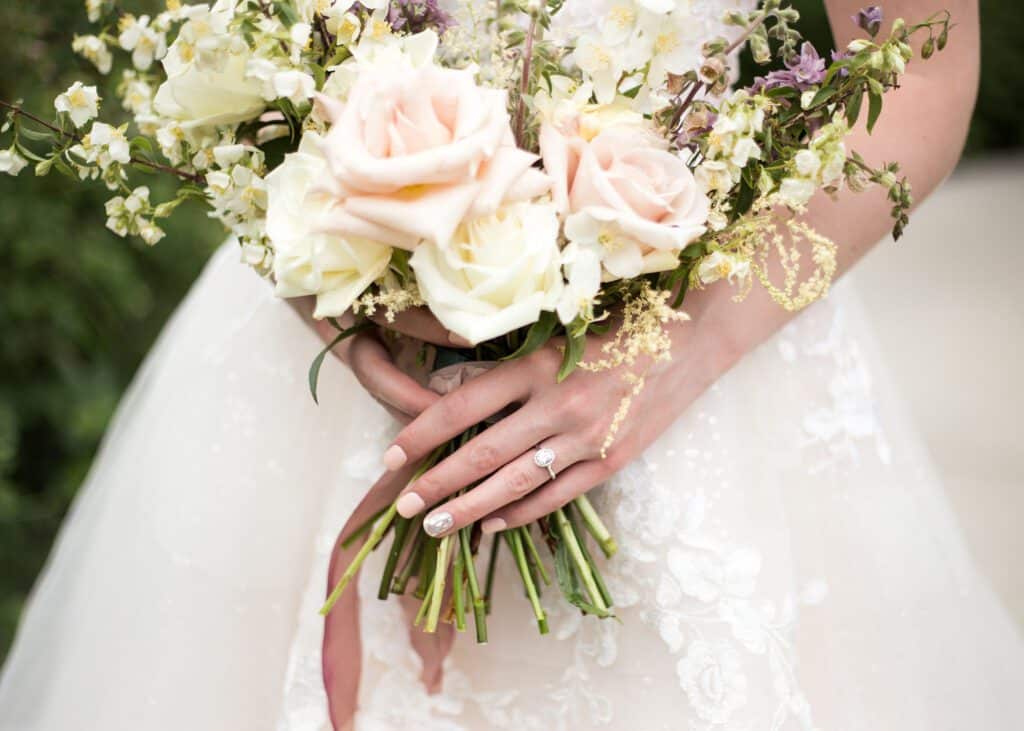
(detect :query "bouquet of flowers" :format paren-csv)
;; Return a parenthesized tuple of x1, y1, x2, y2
(0, 0, 951, 641)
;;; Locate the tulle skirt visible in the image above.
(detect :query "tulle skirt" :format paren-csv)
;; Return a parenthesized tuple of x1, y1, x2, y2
(2, 243, 1022, 730)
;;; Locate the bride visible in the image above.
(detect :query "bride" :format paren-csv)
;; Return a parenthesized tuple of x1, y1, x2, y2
(2, 0, 1022, 729)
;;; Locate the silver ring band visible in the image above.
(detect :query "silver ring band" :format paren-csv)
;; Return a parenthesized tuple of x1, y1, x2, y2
(533, 446, 557, 480)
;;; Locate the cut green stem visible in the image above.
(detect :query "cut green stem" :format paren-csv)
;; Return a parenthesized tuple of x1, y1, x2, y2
(573, 494, 618, 558)
(507, 531, 548, 635)
(424, 535, 452, 633)
(378, 516, 412, 600)
(321, 505, 397, 616)
(484, 534, 500, 614)
(392, 525, 424, 595)
(452, 534, 467, 632)
(460, 527, 488, 643)
(553, 507, 609, 613)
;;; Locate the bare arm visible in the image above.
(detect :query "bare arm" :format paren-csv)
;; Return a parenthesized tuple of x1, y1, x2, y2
(693, 0, 980, 367)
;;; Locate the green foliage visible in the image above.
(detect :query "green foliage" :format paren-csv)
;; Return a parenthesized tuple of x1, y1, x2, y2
(0, 0, 1020, 663)
(0, 0, 219, 659)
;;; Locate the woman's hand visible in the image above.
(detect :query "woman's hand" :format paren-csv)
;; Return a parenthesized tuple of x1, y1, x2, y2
(381, 322, 729, 536)
(300, 299, 466, 423)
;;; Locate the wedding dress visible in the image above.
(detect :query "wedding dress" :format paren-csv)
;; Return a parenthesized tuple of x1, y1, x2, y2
(3, 2, 1023, 729)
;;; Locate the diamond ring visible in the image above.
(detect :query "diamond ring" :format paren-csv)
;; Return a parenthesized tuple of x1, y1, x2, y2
(533, 446, 557, 481)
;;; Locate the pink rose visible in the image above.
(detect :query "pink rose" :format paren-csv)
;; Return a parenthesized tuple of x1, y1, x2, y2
(316, 63, 550, 250)
(540, 120, 710, 278)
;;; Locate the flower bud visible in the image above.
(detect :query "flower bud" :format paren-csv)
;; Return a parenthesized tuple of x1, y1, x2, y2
(749, 34, 771, 64)
(699, 55, 726, 85)
(921, 38, 934, 59)
(937, 29, 948, 50)
(724, 10, 746, 26)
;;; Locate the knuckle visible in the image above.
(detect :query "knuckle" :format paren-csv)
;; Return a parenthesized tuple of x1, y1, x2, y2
(468, 441, 502, 472)
(505, 467, 536, 497)
(439, 389, 471, 422)
(413, 471, 443, 501)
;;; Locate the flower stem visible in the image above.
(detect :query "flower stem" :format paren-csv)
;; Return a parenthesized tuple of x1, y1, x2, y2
(424, 534, 453, 633)
(520, 525, 551, 586)
(553, 507, 608, 613)
(506, 531, 548, 635)
(460, 527, 488, 643)
(452, 533, 466, 631)
(391, 522, 424, 595)
(569, 504, 614, 609)
(573, 495, 618, 558)
(320, 504, 397, 616)
(484, 533, 500, 614)
(377, 516, 412, 600)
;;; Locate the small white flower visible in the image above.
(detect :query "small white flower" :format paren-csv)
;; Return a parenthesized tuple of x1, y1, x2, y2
(289, 23, 312, 64)
(779, 176, 817, 207)
(54, 82, 100, 128)
(86, 122, 132, 166)
(794, 149, 822, 178)
(118, 15, 168, 71)
(272, 70, 316, 105)
(138, 219, 165, 245)
(556, 242, 603, 325)
(85, 0, 107, 23)
(0, 149, 29, 176)
(72, 35, 113, 75)
(697, 250, 751, 286)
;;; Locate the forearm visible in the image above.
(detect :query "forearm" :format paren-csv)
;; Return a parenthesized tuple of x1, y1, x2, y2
(680, 0, 979, 385)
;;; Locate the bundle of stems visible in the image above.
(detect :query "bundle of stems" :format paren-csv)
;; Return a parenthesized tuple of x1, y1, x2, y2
(320, 433, 618, 642)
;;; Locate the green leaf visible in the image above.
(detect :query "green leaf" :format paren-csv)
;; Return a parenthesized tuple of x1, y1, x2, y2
(556, 325, 587, 383)
(845, 88, 864, 127)
(866, 90, 883, 133)
(308, 321, 373, 403)
(502, 311, 558, 361)
(808, 86, 836, 108)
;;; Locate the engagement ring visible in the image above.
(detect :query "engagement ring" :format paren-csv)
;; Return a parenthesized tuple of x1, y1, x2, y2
(533, 447, 557, 481)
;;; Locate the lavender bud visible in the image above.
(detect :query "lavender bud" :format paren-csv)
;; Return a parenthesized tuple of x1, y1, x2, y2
(852, 6, 883, 37)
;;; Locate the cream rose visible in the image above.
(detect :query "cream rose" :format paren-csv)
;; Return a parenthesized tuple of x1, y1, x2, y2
(266, 134, 391, 319)
(316, 46, 550, 250)
(154, 47, 265, 130)
(410, 201, 564, 345)
(541, 120, 710, 279)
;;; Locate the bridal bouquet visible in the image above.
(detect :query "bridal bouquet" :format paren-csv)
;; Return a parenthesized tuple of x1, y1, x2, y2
(1, 0, 951, 641)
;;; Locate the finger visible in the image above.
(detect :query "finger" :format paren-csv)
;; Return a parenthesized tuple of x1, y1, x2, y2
(394, 401, 561, 517)
(383, 363, 533, 471)
(419, 435, 591, 537)
(348, 334, 439, 418)
(371, 307, 472, 348)
(479, 460, 611, 532)
(337, 462, 419, 544)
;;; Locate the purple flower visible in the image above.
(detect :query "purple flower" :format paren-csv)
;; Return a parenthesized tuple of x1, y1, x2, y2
(852, 6, 883, 37)
(374, 0, 456, 35)
(830, 49, 851, 78)
(749, 42, 826, 93)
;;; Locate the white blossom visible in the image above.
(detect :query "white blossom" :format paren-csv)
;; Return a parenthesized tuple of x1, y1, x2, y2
(697, 250, 751, 286)
(118, 15, 168, 71)
(105, 186, 161, 243)
(72, 35, 113, 75)
(0, 149, 29, 176)
(54, 82, 100, 128)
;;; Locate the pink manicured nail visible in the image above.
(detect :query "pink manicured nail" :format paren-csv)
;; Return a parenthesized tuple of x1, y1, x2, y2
(396, 492, 425, 518)
(382, 444, 407, 471)
(481, 518, 507, 535)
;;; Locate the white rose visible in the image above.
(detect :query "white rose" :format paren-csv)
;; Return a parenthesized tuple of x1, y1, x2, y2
(411, 201, 565, 345)
(266, 134, 392, 319)
(154, 47, 265, 129)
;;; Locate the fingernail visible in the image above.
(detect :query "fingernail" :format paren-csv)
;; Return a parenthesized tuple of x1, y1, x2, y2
(423, 511, 454, 537)
(396, 492, 425, 518)
(448, 332, 473, 348)
(382, 444, 407, 471)
(481, 518, 506, 535)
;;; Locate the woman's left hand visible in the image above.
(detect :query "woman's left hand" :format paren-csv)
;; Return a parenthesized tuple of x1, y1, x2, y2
(383, 325, 727, 536)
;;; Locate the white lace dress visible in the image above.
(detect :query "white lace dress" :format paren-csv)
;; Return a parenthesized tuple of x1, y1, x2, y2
(3, 5, 1024, 731)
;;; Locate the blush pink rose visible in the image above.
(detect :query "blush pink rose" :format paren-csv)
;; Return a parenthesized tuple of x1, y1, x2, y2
(540, 120, 710, 277)
(316, 62, 550, 250)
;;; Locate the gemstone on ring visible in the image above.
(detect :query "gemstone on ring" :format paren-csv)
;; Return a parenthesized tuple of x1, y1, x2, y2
(534, 447, 556, 469)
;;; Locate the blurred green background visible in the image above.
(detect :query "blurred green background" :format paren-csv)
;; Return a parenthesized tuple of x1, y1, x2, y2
(0, 0, 1020, 660)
